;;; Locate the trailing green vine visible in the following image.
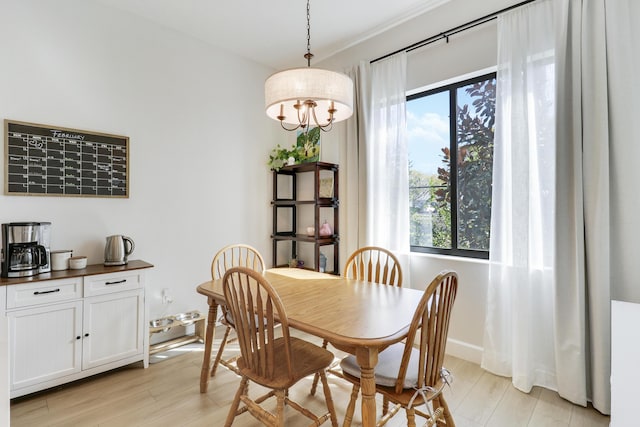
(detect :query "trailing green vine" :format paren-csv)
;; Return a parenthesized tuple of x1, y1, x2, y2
(268, 127, 321, 171)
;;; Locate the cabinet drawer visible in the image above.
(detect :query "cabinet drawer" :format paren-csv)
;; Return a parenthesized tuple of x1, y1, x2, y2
(84, 271, 142, 297)
(6, 278, 82, 309)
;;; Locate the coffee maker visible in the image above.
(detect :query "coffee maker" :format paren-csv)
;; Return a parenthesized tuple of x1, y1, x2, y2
(1, 222, 51, 278)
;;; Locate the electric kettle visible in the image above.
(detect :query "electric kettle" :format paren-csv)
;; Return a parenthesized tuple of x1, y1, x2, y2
(104, 235, 135, 266)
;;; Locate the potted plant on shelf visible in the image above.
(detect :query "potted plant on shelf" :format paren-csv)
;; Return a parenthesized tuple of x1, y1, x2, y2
(268, 144, 297, 171)
(268, 127, 321, 171)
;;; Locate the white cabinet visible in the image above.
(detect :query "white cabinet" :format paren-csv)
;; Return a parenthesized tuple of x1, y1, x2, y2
(82, 289, 144, 370)
(612, 300, 640, 426)
(8, 299, 83, 391)
(2, 263, 151, 398)
(0, 292, 8, 427)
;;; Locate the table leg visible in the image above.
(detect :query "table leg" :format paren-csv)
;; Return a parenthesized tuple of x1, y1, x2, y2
(356, 347, 379, 427)
(199, 298, 219, 393)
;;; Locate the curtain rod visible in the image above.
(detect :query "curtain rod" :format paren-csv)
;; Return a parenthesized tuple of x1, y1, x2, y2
(370, 0, 537, 64)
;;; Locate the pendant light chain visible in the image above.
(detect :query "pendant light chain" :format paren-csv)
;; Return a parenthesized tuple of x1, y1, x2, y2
(305, 0, 313, 67)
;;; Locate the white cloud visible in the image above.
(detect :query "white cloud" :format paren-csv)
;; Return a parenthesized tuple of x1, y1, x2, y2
(407, 110, 450, 174)
(407, 111, 449, 145)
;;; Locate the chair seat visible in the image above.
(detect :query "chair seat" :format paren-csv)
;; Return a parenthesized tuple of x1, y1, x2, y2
(223, 309, 234, 325)
(341, 343, 419, 388)
(238, 336, 334, 389)
(340, 343, 448, 406)
(340, 343, 452, 406)
(222, 310, 270, 329)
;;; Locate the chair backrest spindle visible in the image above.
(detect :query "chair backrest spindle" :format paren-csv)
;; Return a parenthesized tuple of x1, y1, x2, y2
(222, 267, 294, 382)
(395, 271, 457, 394)
(211, 243, 265, 280)
(343, 246, 403, 287)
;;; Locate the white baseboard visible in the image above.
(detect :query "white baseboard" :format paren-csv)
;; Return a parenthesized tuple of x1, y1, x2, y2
(446, 338, 483, 365)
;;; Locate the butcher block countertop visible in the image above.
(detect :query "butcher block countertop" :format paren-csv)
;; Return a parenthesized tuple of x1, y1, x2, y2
(0, 260, 153, 286)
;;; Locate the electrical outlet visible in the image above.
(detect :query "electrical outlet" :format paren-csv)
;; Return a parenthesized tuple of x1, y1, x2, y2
(161, 288, 171, 304)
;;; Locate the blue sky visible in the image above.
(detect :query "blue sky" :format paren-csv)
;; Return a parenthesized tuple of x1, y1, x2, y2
(407, 86, 476, 176)
(407, 90, 449, 176)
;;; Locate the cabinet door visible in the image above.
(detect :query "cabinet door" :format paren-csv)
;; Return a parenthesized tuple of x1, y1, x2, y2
(82, 289, 144, 370)
(8, 301, 83, 390)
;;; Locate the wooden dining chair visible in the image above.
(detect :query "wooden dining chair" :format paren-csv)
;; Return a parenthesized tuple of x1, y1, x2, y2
(222, 267, 338, 427)
(343, 246, 403, 287)
(310, 245, 403, 396)
(209, 244, 265, 377)
(339, 271, 458, 427)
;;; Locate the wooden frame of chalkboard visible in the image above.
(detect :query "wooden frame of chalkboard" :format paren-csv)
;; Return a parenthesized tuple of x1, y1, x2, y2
(4, 120, 129, 198)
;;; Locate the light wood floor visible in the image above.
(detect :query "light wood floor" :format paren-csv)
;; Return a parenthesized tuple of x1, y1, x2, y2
(10, 331, 610, 427)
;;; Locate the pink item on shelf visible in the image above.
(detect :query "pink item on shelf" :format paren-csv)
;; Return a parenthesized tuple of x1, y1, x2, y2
(319, 221, 332, 236)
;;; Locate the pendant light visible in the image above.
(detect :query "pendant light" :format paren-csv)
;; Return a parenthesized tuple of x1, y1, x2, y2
(264, 0, 354, 134)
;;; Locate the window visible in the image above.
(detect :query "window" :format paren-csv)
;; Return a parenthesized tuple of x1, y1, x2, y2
(407, 72, 496, 259)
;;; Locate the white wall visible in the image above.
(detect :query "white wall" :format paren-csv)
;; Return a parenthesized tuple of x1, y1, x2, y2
(0, 0, 279, 320)
(319, 0, 525, 363)
(607, 1, 640, 304)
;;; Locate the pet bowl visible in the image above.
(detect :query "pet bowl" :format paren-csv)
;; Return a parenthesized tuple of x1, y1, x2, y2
(150, 317, 174, 332)
(174, 311, 201, 325)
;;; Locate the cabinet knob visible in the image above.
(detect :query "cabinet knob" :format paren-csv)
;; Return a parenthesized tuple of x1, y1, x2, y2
(76, 336, 81, 340)
(84, 333, 90, 337)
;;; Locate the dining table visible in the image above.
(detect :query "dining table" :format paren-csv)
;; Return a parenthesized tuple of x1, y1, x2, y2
(196, 267, 423, 427)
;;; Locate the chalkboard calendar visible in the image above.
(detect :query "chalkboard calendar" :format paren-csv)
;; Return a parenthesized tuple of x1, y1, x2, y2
(4, 120, 129, 197)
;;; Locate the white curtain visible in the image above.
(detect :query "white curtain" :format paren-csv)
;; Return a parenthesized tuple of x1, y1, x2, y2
(338, 54, 409, 278)
(341, 63, 369, 261)
(483, 0, 611, 413)
(363, 53, 410, 253)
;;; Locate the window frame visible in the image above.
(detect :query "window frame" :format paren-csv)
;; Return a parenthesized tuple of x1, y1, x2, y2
(407, 71, 496, 260)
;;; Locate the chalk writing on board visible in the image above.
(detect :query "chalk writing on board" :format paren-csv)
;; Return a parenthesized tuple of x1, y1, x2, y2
(4, 120, 129, 198)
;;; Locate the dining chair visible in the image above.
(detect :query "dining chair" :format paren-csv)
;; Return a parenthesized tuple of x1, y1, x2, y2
(339, 271, 458, 427)
(209, 244, 265, 377)
(343, 246, 403, 286)
(310, 245, 403, 396)
(222, 267, 338, 427)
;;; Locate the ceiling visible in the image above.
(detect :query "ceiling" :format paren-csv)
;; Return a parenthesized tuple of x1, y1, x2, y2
(93, 0, 450, 70)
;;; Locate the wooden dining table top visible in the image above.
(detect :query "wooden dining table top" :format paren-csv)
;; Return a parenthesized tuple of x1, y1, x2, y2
(196, 267, 424, 350)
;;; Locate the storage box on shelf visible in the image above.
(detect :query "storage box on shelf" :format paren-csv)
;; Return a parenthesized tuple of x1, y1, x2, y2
(0, 260, 153, 398)
(271, 162, 339, 274)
